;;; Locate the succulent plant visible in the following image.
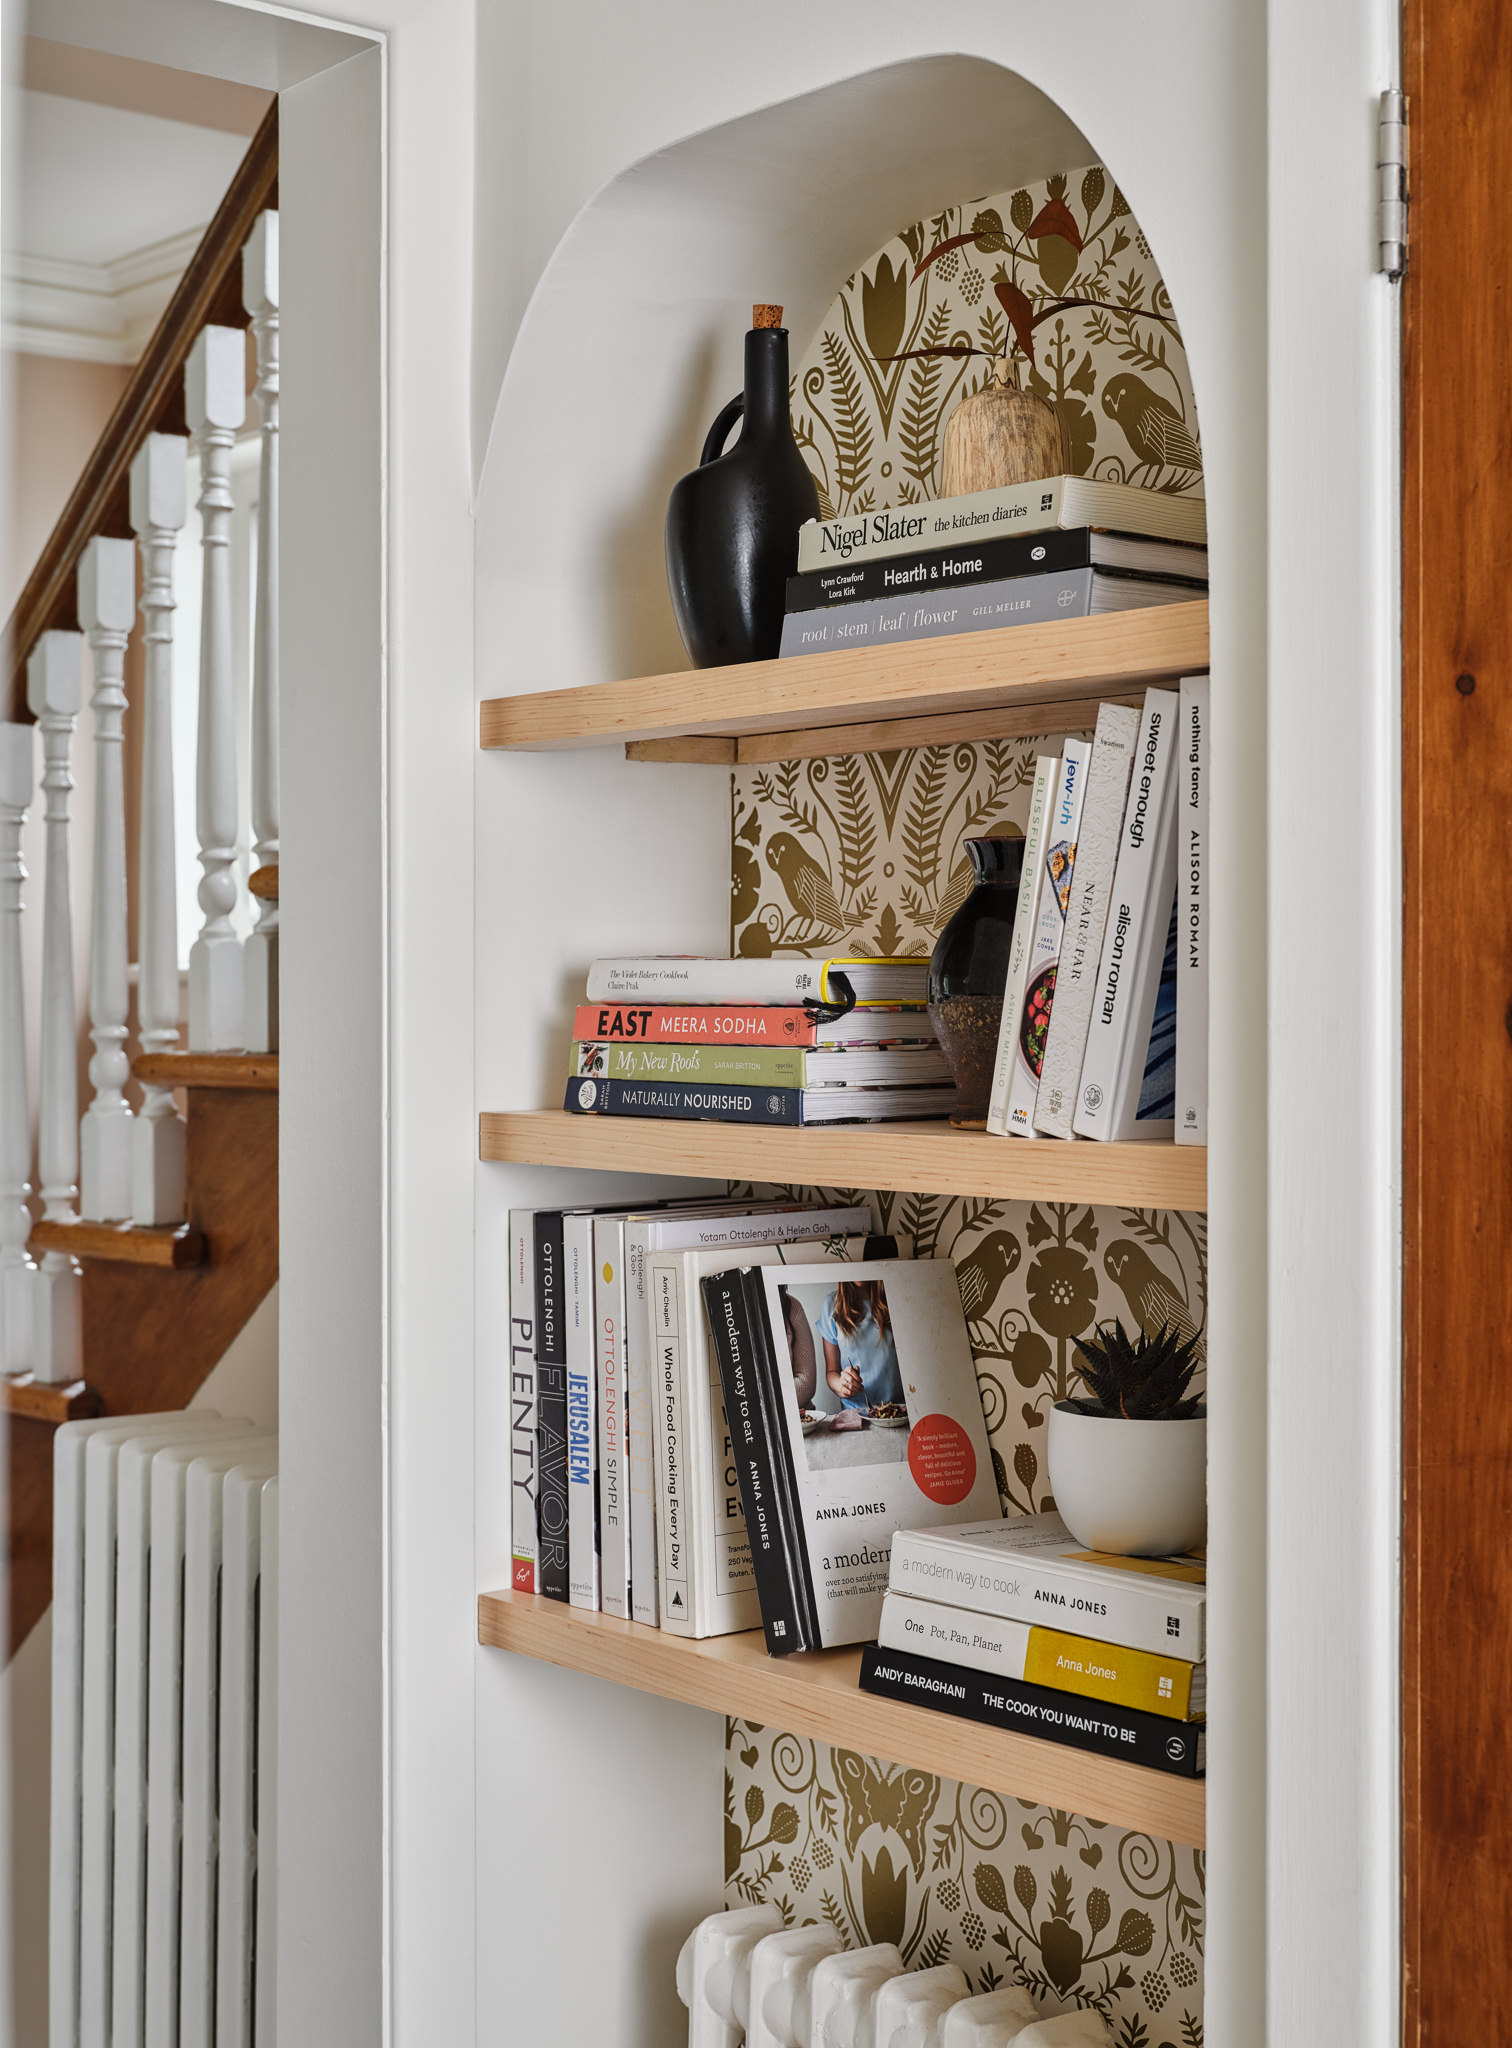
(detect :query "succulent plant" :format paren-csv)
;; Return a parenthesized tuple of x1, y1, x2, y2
(1066, 1318, 1204, 1420)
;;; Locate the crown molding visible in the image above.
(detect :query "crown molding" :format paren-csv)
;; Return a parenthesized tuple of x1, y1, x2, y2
(3, 223, 206, 364)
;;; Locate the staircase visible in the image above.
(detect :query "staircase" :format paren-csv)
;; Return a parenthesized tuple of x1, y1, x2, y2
(0, 106, 281, 1658)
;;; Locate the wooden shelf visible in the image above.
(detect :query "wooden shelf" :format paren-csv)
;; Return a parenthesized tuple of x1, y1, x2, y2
(480, 1109, 1207, 1208)
(3, 1374, 101, 1423)
(30, 1217, 205, 1268)
(479, 602, 1208, 763)
(133, 1051, 279, 1091)
(479, 1589, 1204, 1849)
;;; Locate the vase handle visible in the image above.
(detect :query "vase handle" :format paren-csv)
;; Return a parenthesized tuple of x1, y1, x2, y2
(699, 394, 744, 466)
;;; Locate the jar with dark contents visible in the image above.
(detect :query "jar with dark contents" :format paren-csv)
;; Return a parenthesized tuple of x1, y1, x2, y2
(927, 834, 1025, 1127)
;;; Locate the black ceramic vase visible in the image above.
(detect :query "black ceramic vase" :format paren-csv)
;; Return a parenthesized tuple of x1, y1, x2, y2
(928, 835, 1026, 1128)
(665, 309, 820, 667)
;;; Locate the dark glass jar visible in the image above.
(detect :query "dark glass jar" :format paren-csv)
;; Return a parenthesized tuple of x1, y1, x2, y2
(927, 835, 1025, 1128)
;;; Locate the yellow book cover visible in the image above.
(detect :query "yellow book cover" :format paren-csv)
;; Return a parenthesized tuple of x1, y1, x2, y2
(1022, 1623, 1202, 1719)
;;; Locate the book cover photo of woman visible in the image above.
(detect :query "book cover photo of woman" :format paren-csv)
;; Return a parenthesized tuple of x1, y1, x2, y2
(778, 1277, 912, 1471)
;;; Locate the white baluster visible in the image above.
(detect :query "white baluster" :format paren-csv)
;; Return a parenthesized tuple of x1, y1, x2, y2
(0, 722, 36, 1375)
(130, 434, 190, 1223)
(185, 325, 246, 1051)
(77, 534, 137, 1222)
(242, 213, 279, 1054)
(27, 631, 84, 1381)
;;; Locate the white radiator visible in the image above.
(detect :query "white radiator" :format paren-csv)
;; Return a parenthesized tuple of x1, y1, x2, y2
(51, 1412, 278, 2048)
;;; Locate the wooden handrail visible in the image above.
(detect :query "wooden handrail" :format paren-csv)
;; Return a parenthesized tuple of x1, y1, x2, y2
(2, 100, 278, 723)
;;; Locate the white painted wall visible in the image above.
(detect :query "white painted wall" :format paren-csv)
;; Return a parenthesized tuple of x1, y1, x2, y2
(4, 6, 1403, 2045)
(277, 38, 386, 2048)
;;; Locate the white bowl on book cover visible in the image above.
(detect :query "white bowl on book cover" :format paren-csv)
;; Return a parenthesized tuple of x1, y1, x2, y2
(1046, 1403, 1206, 1557)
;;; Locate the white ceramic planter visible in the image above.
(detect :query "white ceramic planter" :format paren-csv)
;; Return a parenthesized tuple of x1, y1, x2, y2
(1046, 1404, 1207, 1557)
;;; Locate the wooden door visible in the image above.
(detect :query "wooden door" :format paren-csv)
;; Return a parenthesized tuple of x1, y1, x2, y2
(1402, 0, 1512, 2032)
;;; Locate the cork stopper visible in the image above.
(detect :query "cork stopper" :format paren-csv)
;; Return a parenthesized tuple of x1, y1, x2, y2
(752, 304, 783, 329)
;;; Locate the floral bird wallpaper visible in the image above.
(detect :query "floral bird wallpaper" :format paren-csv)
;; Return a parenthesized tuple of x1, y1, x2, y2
(790, 165, 1201, 524)
(722, 174, 1206, 2046)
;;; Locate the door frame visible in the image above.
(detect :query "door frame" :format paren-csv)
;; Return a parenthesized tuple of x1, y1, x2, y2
(1400, 0, 1512, 2034)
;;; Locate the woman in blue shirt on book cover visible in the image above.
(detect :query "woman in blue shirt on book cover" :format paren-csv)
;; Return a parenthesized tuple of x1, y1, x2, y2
(817, 1280, 903, 1410)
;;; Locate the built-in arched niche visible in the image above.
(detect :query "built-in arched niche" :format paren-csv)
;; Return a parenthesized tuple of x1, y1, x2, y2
(476, 67, 1208, 2046)
(478, 53, 1203, 693)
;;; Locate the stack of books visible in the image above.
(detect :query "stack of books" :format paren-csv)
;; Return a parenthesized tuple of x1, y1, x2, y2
(781, 476, 1206, 658)
(510, 1196, 882, 1618)
(563, 953, 955, 1126)
(984, 676, 1208, 1145)
(860, 1514, 1206, 1779)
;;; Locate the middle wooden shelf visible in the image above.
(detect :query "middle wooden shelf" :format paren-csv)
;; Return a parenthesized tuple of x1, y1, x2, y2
(479, 1588, 1206, 1850)
(480, 1108, 1207, 1207)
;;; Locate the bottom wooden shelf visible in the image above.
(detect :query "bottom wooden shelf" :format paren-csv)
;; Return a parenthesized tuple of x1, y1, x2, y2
(478, 1589, 1205, 1849)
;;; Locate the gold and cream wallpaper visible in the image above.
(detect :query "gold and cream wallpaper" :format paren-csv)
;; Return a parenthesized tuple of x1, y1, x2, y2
(720, 174, 1206, 2044)
(725, 1727, 1205, 2048)
(790, 165, 1202, 523)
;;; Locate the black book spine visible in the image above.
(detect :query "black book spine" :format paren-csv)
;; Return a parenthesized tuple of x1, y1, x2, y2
(564, 1077, 802, 1124)
(533, 1211, 569, 1603)
(859, 1644, 1205, 1778)
(785, 528, 1094, 613)
(741, 1267, 822, 1649)
(701, 1269, 807, 1655)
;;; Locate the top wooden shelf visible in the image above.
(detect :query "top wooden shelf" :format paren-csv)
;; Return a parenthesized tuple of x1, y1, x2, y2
(479, 602, 1209, 765)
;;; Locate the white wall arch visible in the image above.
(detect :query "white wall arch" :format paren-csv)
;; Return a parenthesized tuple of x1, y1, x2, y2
(477, 55, 1111, 690)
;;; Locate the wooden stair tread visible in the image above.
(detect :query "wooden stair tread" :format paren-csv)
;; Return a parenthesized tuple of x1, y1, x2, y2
(134, 1052, 278, 1090)
(249, 863, 279, 900)
(4, 1375, 101, 1423)
(29, 1218, 205, 1268)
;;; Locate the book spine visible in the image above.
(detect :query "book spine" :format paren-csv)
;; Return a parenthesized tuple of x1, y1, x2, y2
(778, 568, 1095, 657)
(1004, 739, 1093, 1136)
(1175, 675, 1209, 1145)
(675, 1254, 763, 1639)
(533, 1213, 569, 1603)
(887, 1531, 1205, 1660)
(1033, 703, 1142, 1138)
(563, 1077, 802, 1124)
(879, 1591, 1199, 1718)
(586, 959, 816, 1005)
(564, 1218, 600, 1610)
(858, 1644, 1204, 1777)
(701, 1268, 806, 1654)
(650, 1258, 692, 1634)
(1073, 689, 1180, 1140)
(507, 1211, 537, 1594)
(573, 1041, 808, 1088)
(573, 1002, 823, 1047)
(594, 1222, 631, 1619)
(625, 1227, 659, 1628)
(797, 479, 1069, 572)
(739, 1265, 821, 1649)
(986, 756, 1059, 1136)
(785, 528, 1094, 612)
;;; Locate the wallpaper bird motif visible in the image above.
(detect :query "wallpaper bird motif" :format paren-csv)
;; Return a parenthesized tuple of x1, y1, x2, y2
(725, 721, 1207, 2046)
(789, 166, 1201, 518)
(723, 173, 1204, 2047)
(725, 1726, 1206, 2048)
